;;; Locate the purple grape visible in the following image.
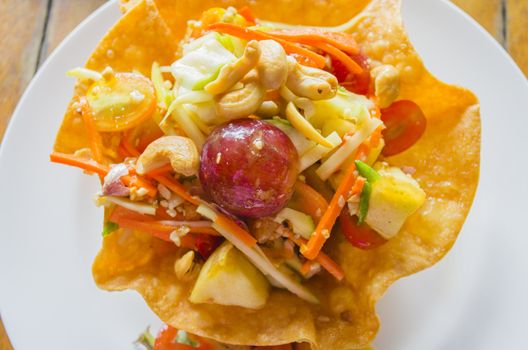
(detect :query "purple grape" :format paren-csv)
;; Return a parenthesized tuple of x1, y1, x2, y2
(200, 119, 299, 218)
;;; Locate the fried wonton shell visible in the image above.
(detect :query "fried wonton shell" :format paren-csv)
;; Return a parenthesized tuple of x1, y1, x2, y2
(53, 0, 480, 348)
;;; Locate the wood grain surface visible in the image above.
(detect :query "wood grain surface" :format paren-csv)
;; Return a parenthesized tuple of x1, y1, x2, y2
(0, 0, 526, 349)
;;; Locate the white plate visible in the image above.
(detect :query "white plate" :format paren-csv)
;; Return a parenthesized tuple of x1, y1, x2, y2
(1, 0, 527, 349)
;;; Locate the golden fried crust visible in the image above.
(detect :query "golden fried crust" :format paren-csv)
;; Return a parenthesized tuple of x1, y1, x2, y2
(53, 0, 480, 348)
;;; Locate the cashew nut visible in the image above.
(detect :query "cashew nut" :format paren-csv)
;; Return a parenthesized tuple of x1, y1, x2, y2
(371, 64, 400, 108)
(257, 40, 288, 90)
(286, 57, 338, 100)
(136, 136, 199, 176)
(215, 72, 265, 120)
(174, 250, 199, 281)
(256, 100, 279, 117)
(205, 40, 260, 95)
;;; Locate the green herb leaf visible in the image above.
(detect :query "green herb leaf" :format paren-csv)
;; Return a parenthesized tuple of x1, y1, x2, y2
(355, 160, 381, 183)
(357, 180, 372, 225)
(102, 221, 119, 237)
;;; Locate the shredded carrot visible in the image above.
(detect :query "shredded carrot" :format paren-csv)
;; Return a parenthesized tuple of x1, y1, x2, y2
(137, 127, 164, 152)
(121, 132, 141, 157)
(269, 29, 359, 55)
(50, 151, 157, 197)
(237, 5, 256, 24)
(302, 158, 361, 260)
(110, 205, 154, 222)
(207, 23, 326, 68)
(144, 164, 174, 176)
(186, 226, 221, 236)
(300, 260, 314, 277)
(153, 174, 200, 205)
(109, 208, 219, 237)
(314, 42, 362, 75)
(313, 252, 345, 281)
(350, 176, 366, 196)
(285, 230, 344, 281)
(109, 216, 198, 248)
(215, 213, 257, 247)
(355, 142, 370, 161)
(50, 152, 109, 176)
(80, 98, 104, 164)
(369, 125, 383, 148)
(293, 181, 329, 222)
(117, 144, 129, 159)
(120, 175, 157, 197)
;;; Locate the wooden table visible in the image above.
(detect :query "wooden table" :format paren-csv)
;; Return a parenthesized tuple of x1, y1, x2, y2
(0, 0, 526, 348)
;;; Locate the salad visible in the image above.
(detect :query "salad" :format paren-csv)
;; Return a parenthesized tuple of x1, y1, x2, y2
(50, 1, 480, 348)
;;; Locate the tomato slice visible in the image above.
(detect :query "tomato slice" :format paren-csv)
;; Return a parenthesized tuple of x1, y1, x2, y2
(330, 52, 371, 95)
(380, 100, 427, 157)
(339, 210, 386, 250)
(86, 72, 156, 132)
(194, 234, 223, 259)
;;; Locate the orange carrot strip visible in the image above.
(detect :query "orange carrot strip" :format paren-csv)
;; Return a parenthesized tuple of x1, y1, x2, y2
(120, 175, 157, 197)
(144, 164, 174, 176)
(153, 174, 200, 205)
(185, 226, 221, 236)
(50, 152, 157, 197)
(300, 260, 314, 277)
(369, 125, 384, 148)
(50, 152, 109, 176)
(109, 216, 197, 248)
(268, 30, 359, 55)
(285, 230, 344, 281)
(237, 5, 256, 24)
(313, 252, 345, 281)
(314, 42, 362, 75)
(80, 99, 104, 163)
(121, 132, 141, 157)
(109, 208, 218, 238)
(137, 128, 164, 152)
(215, 213, 257, 247)
(351, 176, 366, 196)
(293, 181, 329, 222)
(110, 205, 155, 222)
(302, 159, 360, 260)
(117, 144, 129, 159)
(207, 23, 326, 68)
